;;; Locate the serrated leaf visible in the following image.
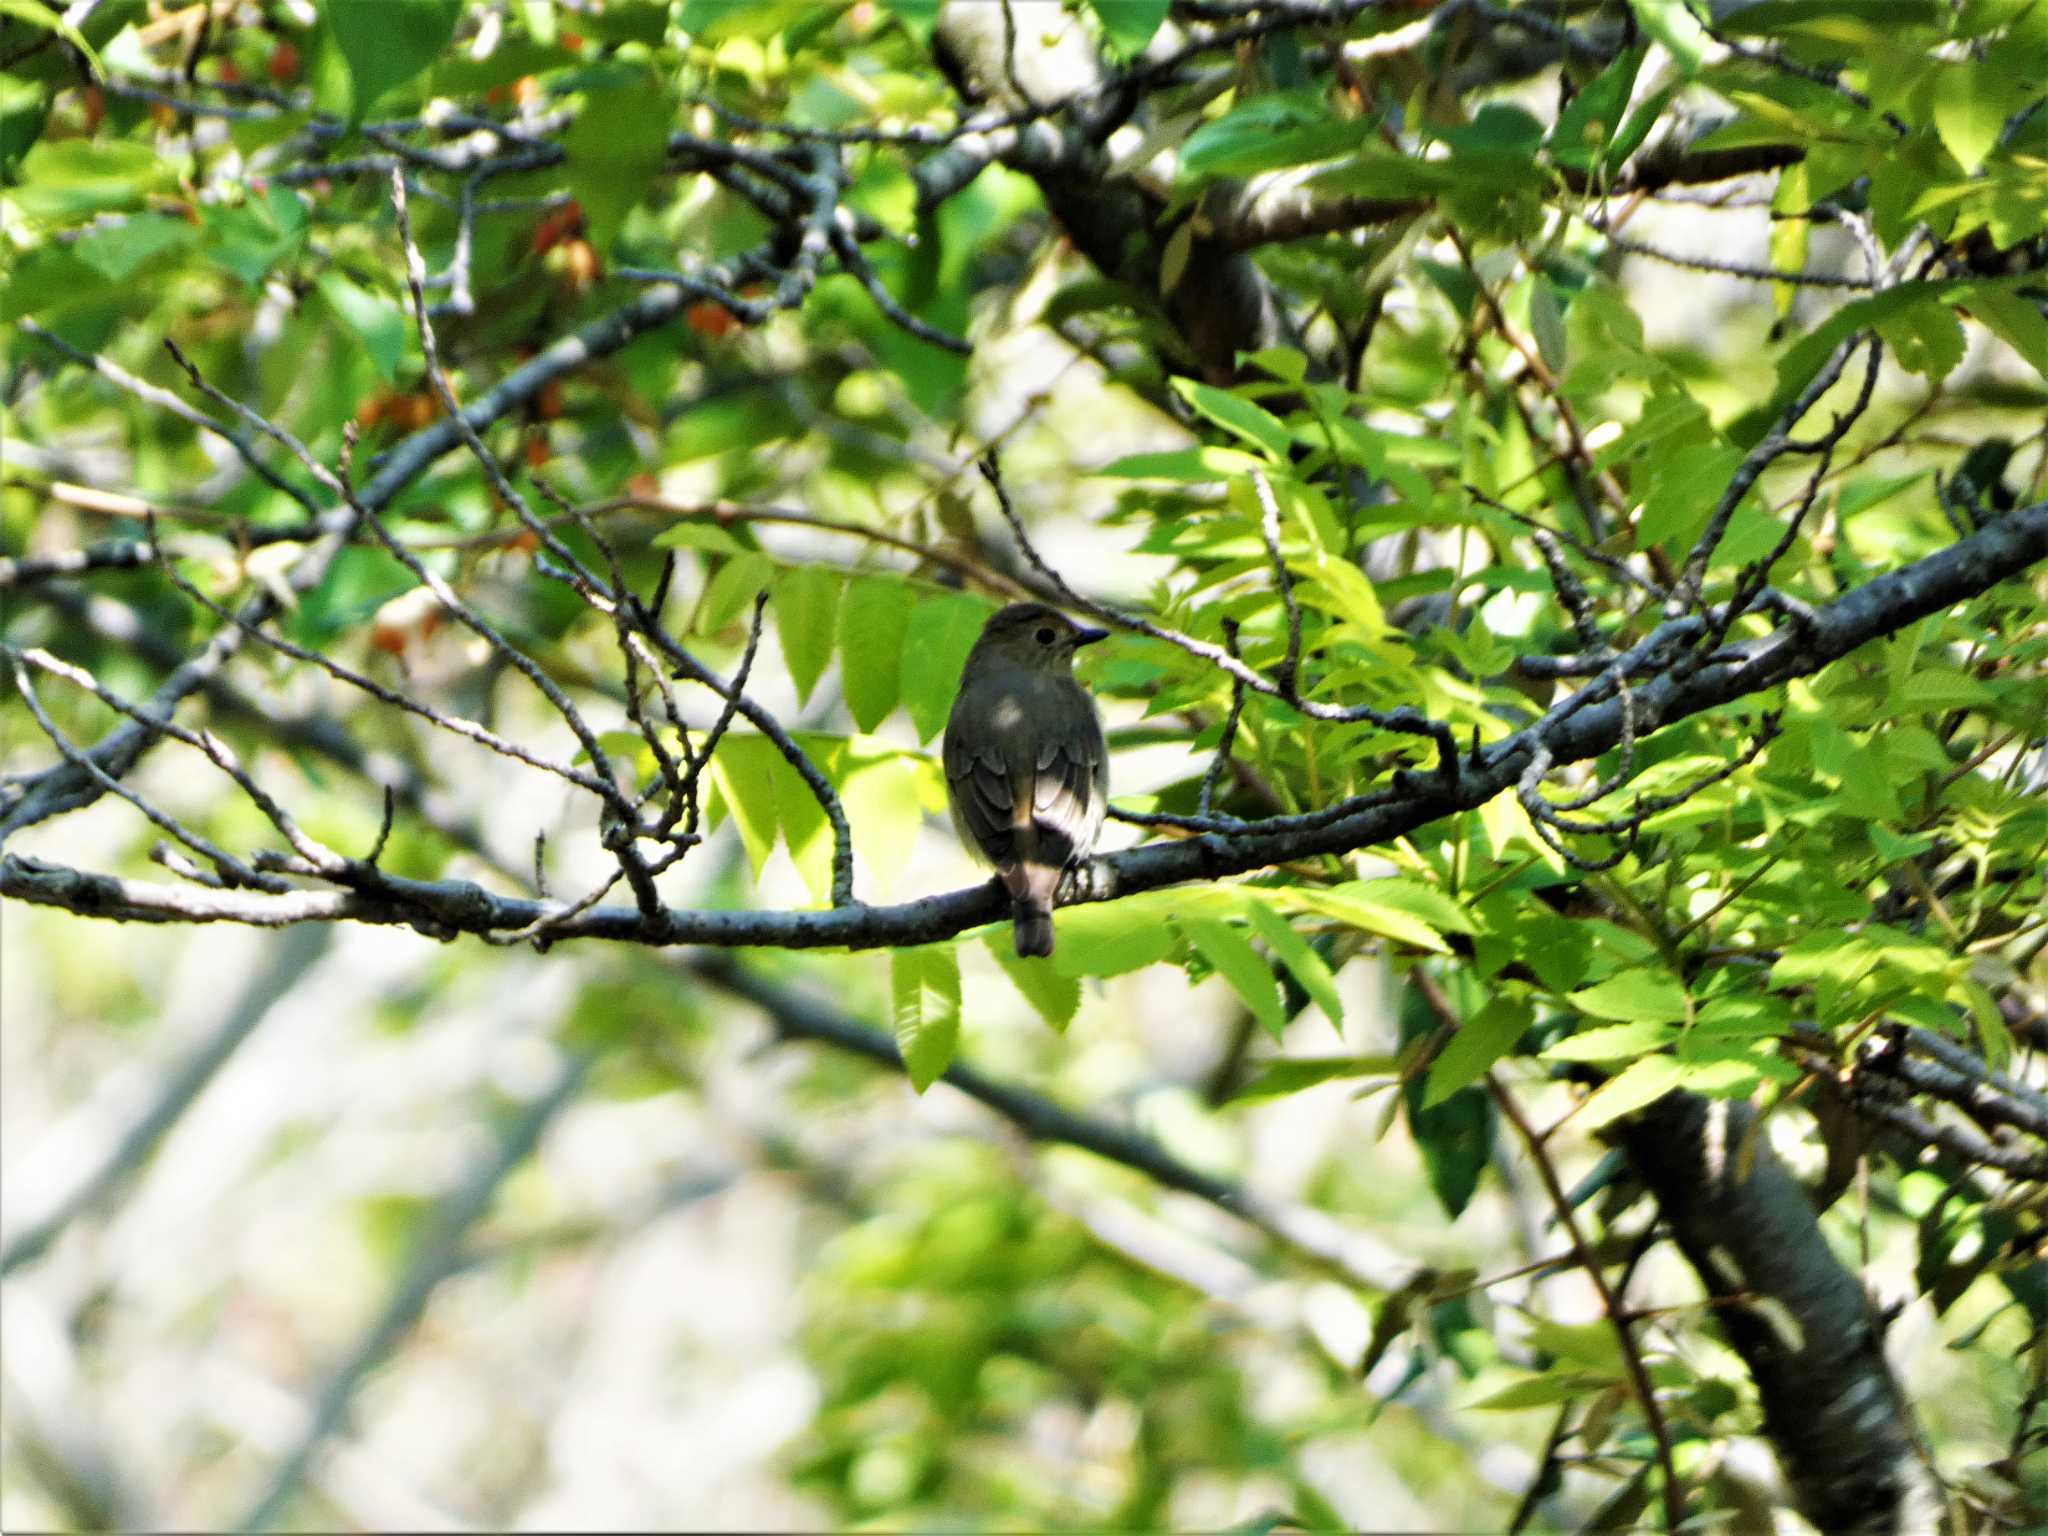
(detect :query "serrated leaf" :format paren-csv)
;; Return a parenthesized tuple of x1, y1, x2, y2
(1568, 971, 1689, 1025)
(1098, 445, 1268, 480)
(838, 575, 909, 731)
(892, 944, 961, 1092)
(1084, 0, 1169, 56)
(1876, 300, 1965, 382)
(1050, 902, 1181, 976)
(1248, 900, 1345, 1029)
(1170, 376, 1292, 460)
(1345, 877, 1478, 935)
(987, 931, 1082, 1029)
(1181, 916, 1287, 1038)
(841, 745, 924, 897)
(1549, 44, 1647, 173)
(1230, 1054, 1398, 1102)
(771, 563, 841, 704)
(707, 733, 780, 877)
(1285, 883, 1449, 953)
(1468, 1369, 1613, 1410)
(1423, 995, 1531, 1107)
(73, 215, 194, 281)
(900, 593, 992, 743)
(1575, 1053, 1686, 1130)
(1524, 1316, 1626, 1375)
(1545, 1020, 1678, 1061)
(654, 521, 748, 554)
(1932, 60, 2003, 174)
(698, 551, 772, 635)
(1960, 282, 2048, 381)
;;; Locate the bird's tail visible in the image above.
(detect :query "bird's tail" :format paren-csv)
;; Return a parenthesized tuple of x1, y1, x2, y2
(1012, 900, 1055, 959)
(1004, 860, 1063, 958)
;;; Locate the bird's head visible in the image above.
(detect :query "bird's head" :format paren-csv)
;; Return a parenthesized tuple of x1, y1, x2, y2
(966, 603, 1110, 675)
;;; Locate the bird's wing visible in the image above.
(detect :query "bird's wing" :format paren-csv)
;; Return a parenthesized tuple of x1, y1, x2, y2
(1029, 685, 1107, 867)
(945, 673, 1106, 872)
(944, 725, 1020, 866)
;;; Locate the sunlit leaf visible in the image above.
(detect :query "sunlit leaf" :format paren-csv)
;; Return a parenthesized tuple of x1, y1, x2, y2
(892, 944, 961, 1092)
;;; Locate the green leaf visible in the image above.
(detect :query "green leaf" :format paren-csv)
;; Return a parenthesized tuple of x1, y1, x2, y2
(987, 932, 1082, 1029)
(1230, 1054, 1398, 1102)
(1469, 1370, 1613, 1410)
(1178, 94, 1372, 183)
(1244, 346, 1308, 385)
(1876, 300, 1965, 382)
(316, 272, 406, 384)
(1285, 882, 1450, 954)
(1247, 900, 1345, 1028)
(0, 70, 48, 178)
(1524, 1316, 1626, 1375)
(900, 593, 992, 744)
(1545, 1021, 1678, 1061)
(1084, 0, 1170, 58)
(767, 745, 833, 904)
(708, 733, 782, 878)
(1170, 376, 1292, 460)
(1549, 45, 1647, 172)
(0, 0, 102, 77)
(1931, 60, 2004, 174)
(1097, 445, 1269, 480)
(72, 215, 194, 281)
(1344, 877, 1478, 936)
(698, 551, 772, 635)
(1307, 148, 1450, 200)
(1052, 900, 1182, 976)
(12, 136, 170, 220)
(1529, 278, 1569, 373)
(1637, 440, 1742, 548)
(1766, 280, 1942, 419)
(837, 575, 910, 731)
(652, 521, 748, 554)
(772, 563, 841, 704)
(1181, 916, 1287, 1038)
(1401, 989, 1496, 1218)
(1423, 995, 1531, 1108)
(562, 74, 672, 253)
(203, 184, 309, 288)
(1626, 0, 1712, 74)
(329, 0, 460, 119)
(1960, 282, 2048, 381)
(841, 744, 928, 897)
(1568, 971, 1689, 1025)
(1575, 1053, 1686, 1130)
(892, 944, 961, 1092)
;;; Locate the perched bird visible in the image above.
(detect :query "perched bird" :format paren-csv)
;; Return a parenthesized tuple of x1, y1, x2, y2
(943, 603, 1110, 958)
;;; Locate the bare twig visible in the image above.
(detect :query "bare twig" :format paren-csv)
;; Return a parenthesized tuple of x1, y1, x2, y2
(978, 453, 1460, 778)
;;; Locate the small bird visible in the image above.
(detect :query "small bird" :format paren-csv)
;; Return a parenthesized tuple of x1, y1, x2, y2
(943, 603, 1110, 958)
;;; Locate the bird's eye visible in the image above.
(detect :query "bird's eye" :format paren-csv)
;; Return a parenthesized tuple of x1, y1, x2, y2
(1035, 626, 1057, 645)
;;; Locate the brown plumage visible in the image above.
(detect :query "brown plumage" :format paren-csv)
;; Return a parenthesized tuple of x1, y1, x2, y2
(942, 603, 1109, 958)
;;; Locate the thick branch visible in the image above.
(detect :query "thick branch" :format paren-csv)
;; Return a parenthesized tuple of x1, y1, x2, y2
(6, 503, 2042, 947)
(1618, 1092, 1941, 1535)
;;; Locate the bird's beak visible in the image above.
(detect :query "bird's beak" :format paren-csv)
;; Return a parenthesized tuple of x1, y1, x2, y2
(1074, 625, 1110, 647)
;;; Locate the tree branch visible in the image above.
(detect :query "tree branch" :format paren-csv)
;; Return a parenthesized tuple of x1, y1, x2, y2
(8, 503, 2042, 946)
